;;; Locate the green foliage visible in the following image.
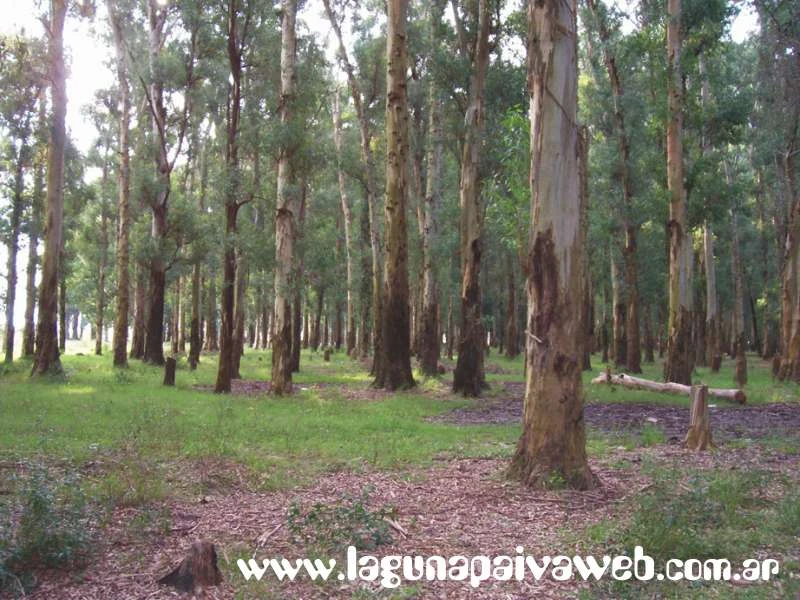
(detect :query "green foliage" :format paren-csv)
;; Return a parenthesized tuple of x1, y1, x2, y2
(286, 488, 395, 553)
(0, 466, 94, 594)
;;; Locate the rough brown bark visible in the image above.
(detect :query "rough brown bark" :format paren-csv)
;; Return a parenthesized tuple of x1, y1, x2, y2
(730, 206, 748, 387)
(374, 0, 415, 390)
(778, 169, 800, 382)
(452, 0, 490, 397)
(32, 0, 67, 376)
(215, 0, 248, 392)
(509, 0, 596, 490)
(272, 0, 299, 394)
(664, 0, 692, 385)
(205, 276, 218, 351)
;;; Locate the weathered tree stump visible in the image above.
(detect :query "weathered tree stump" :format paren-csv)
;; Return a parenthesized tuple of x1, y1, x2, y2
(163, 357, 176, 386)
(683, 385, 713, 451)
(158, 540, 222, 594)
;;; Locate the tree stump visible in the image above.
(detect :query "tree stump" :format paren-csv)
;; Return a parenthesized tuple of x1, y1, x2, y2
(158, 540, 222, 594)
(163, 357, 176, 386)
(323, 347, 331, 362)
(683, 385, 713, 451)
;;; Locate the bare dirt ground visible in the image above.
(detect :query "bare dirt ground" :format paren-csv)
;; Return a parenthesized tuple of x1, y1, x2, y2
(437, 382, 800, 443)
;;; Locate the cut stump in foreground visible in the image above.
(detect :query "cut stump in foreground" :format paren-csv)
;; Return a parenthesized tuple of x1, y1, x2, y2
(684, 385, 714, 451)
(591, 370, 745, 404)
(158, 540, 222, 594)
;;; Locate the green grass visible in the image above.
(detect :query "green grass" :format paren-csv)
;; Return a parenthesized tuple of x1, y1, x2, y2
(0, 348, 518, 497)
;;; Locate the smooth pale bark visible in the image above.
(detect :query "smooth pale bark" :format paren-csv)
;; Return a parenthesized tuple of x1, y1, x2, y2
(592, 372, 745, 404)
(290, 184, 307, 373)
(509, 0, 595, 490)
(108, 0, 131, 367)
(332, 89, 356, 355)
(130, 264, 146, 358)
(272, 0, 299, 394)
(664, 0, 692, 385)
(419, 6, 444, 375)
(452, 0, 490, 396)
(32, 0, 67, 376)
(374, 0, 415, 390)
(586, 0, 640, 374)
(323, 0, 383, 371)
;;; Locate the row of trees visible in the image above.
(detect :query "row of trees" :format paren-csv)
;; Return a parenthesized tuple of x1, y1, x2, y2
(1, 0, 798, 485)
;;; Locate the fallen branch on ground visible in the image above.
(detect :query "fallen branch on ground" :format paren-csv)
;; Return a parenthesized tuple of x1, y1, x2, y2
(590, 371, 746, 404)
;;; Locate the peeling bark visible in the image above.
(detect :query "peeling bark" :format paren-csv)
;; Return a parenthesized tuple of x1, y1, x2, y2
(510, 0, 596, 490)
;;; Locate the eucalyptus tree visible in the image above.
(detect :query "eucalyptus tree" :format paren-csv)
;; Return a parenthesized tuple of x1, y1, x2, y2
(373, 0, 415, 390)
(0, 34, 44, 363)
(451, 0, 492, 396)
(510, 0, 595, 490)
(31, 0, 68, 375)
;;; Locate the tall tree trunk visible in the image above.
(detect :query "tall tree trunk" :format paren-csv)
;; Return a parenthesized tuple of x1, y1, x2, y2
(58, 275, 66, 352)
(452, 0, 490, 397)
(95, 163, 110, 356)
(324, 0, 383, 372)
(446, 292, 454, 361)
(290, 183, 306, 373)
(778, 155, 800, 382)
(505, 254, 519, 359)
(703, 223, 721, 372)
(586, 0, 640, 374)
(312, 287, 324, 350)
(216, 0, 246, 392)
(419, 5, 443, 376)
(32, 0, 67, 376)
(205, 276, 218, 351)
(643, 306, 655, 363)
(611, 252, 626, 367)
(4, 144, 25, 363)
(375, 0, 415, 390)
(108, 0, 131, 367)
(232, 254, 247, 378)
(510, 0, 595, 490)
(358, 197, 372, 358)
(272, 0, 299, 394)
(664, 0, 692, 385)
(332, 88, 356, 356)
(130, 264, 146, 358)
(579, 128, 592, 371)
(728, 178, 748, 387)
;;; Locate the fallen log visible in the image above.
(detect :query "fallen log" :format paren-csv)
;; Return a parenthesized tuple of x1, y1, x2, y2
(591, 371, 746, 404)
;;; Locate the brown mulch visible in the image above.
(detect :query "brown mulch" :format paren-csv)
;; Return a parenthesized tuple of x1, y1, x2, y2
(13, 446, 800, 600)
(436, 382, 800, 443)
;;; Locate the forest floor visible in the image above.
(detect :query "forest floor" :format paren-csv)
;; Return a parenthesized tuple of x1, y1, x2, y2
(0, 346, 798, 599)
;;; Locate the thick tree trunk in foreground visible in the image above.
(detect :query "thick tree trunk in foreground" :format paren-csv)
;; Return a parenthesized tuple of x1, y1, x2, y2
(664, 0, 692, 385)
(32, 0, 67, 376)
(272, 0, 299, 394)
(452, 0, 490, 396)
(779, 173, 800, 382)
(510, 0, 595, 490)
(374, 0, 414, 390)
(592, 372, 746, 404)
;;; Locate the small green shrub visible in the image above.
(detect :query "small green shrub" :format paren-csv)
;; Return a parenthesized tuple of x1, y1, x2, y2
(0, 466, 95, 593)
(286, 488, 395, 553)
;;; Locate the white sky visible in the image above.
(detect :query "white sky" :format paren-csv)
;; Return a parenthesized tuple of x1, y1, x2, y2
(0, 0, 760, 336)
